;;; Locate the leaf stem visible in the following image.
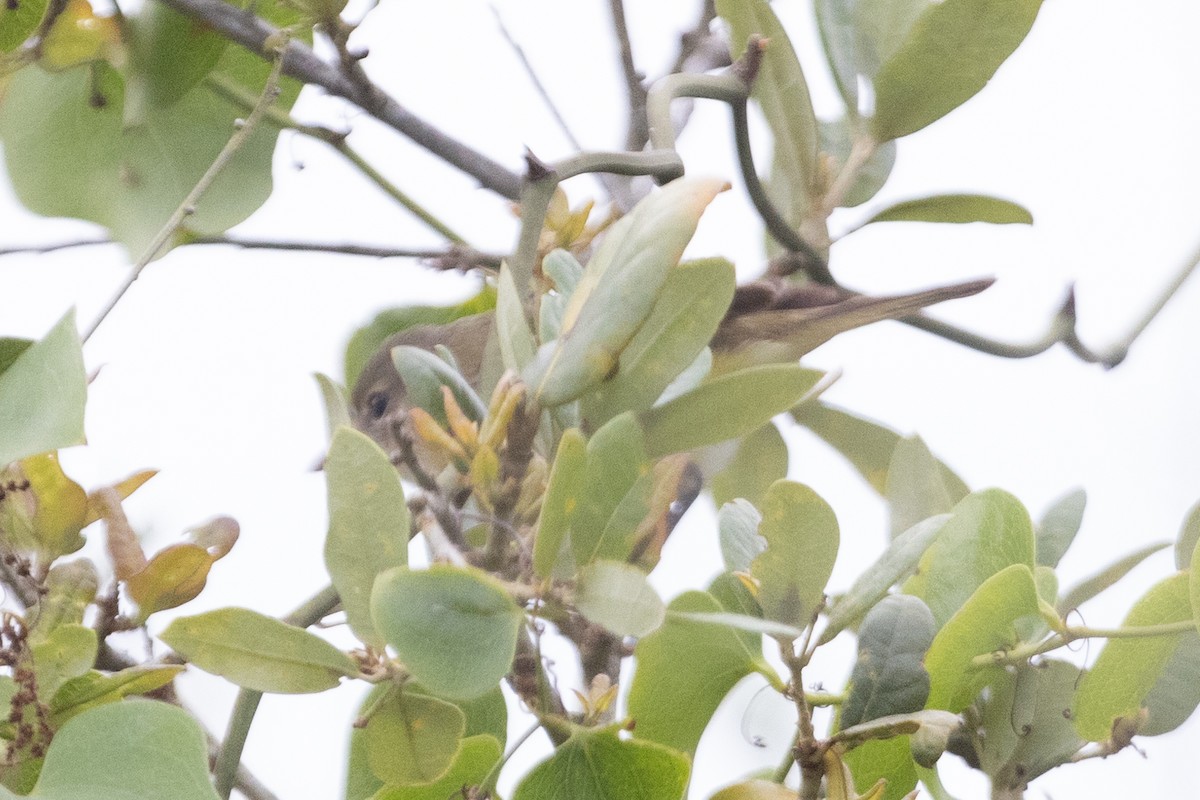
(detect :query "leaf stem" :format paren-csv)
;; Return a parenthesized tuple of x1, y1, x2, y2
(481, 720, 542, 793)
(82, 47, 287, 344)
(970, 619, 1196, 669)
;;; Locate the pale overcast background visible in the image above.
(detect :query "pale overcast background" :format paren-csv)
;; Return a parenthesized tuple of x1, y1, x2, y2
(2, 0, 1199, 797)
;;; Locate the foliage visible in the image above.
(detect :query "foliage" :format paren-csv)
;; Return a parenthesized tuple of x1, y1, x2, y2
(0, 1, 1196, 800)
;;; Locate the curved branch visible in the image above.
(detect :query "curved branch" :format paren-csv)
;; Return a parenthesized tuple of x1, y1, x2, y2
(155, 0, 523, 200)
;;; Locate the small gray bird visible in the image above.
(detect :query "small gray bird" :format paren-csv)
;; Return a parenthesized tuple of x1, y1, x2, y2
(350, 276, 993, 458)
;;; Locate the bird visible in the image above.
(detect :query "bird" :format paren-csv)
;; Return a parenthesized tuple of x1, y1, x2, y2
(350, 275, 993, 459)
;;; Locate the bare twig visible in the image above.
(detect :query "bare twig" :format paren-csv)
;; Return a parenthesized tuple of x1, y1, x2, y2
(157, 0, 522, 199)
(608, 0, 649, 152)
(0, 238, 113, 257)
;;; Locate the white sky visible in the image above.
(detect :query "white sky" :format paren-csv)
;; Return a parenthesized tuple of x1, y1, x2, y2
(2, 0, 1200, 798)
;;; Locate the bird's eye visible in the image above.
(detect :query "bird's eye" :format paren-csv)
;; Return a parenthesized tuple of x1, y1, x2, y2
(366, 392, 389, 420)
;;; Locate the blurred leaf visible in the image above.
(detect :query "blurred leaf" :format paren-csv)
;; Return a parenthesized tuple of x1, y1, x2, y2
(640, 365, 823, 458)
(1073, 572, 1191, 742)
(718, 499, 766, 574)
(125, 544, 214, 620)
(924, 564, 1040, 712)
(81, 469, 156, 527)
(371, 565, 523, 700)
(570, 413, 650, 568)
(885, 435, 958, 539)
(19, 452, 87, 558)
(718, 0, 820, 219)
(657, 347, 713, 405)
(1141, 630, 1200, 736)
(0, 310, 86, 467)
(629, 591, 770, 755)
(324, 427, 409, 649)
(905, 489, 1035, 627)
(315, 373, 352, 441)
(364, 690, 464, 786)
(48, 664, 184, 725)
(5, 701, 220, 800)
(978, 661, 1083, 788)
(31, 624, 96, 701)
(670, 611, 803, 640)
(751, 480, 839, 628)
(820, 119, 896, 207)
(1036, 488, 1086, 568)
(128, 2, 227, 110)
(813, 0, 865, 114)
(29, 559, 98, 642)
(871, 0, 1043, 141)
(844, 735, 916, 800)
(38, 0, 119, 69)
(841, 595, 935, 729)
(527, 177, 726, 407)
(539, 250, 585, 342)
(0, 0, 305, 256)
(1056, 541, 1169, 615)
(372, 734, 501, 800)
(514, 727, 689, 800)
(709, 780, 799, 800)
(161, 607, 357, 693)
(0, 339, 33, 376)
(576, 561, 666, 637)
(390, 345, 487, 426)
(496, 263, 537, 372)
(0, 0, 47, 53)
(1174, 500, 1200, 569)
(821, 515, 949, 645)
(710, 423, 789, 509)
(793, 403, 967, 497)
(344, 288, 496, 389)
(532, 428, 586, 580)
(864, 195, 1032, 226)
(583, 258, 735, 426)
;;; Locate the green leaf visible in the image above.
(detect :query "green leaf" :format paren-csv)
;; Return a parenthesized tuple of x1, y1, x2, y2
(924, 564, 1040, 712)
(819, 118, 896, 207)
(4, 701, 220, 800)
(496, 263, 537, 372)
(718, 499, 766, 574)
(1141, 630, 1200, 736)
(570, 413, 650, 568)
(128, 3, 227, 110)
(513, 727, 689, 800)
(538, 250, 585, 342)
(527, 177, 726, 407)
(905, 489, 1035, 627)
(371, 734, 501, 800)
(575, 561, 666, 637)
(1037, 488, 1086, 568)
(0, 310, 86, 467)
(532, 428, 586, 580)
(160, 607, 357, 693)
(710, 423, 789, 510)
(0, 0, 47, 53)
(31, 624, 96, 701)
(1174, 500, 1200, 570)
(628, 591, 769, 755)
(864, 195, 1033, 226)
(48, 665, 184, 726)
(343, 289, 496, 389)
(751, 481, 839, 628)
(821, 515, 949, 645)
(371, 565, 523, 700)
(29, 560, 98, 643)
(315, 373, 352, 441)
(582, 258, 736, 426)
(793, 403, 968, 496)
(670, 611, 803, 640)
(709, 780, 799, 800)
(0, 8, 304, 256)
(843, 735, 916, 800)
(364, 690, 465, 786)
(813, 0, 864, 114)
(390, 345, 487, 426)
(324, 427, 409, 649)
(977, 661, 1084, 788)
(841, 595, 936, 729)
(718, 0, 820, 219)
(17, 451, 87, 558)
(1056, 541, 1170, 615)
(885, 435, 959, 539)
(1073, 572, 1192, 742)
(871, 0, 1043, 141)
(0, 339, 32, 376)
(640, 365, 823, 458)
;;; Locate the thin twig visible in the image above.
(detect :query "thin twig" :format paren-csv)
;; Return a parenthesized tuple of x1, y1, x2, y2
(0, 238, 114, 257)
(81, 49, 288, 344)
(157, 0, 522, 199)
(608, 0, 649, 153)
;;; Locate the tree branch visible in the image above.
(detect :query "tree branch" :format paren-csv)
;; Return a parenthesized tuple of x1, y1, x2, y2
(608, 0, 648, 152)
(154, 0, 523, 200)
